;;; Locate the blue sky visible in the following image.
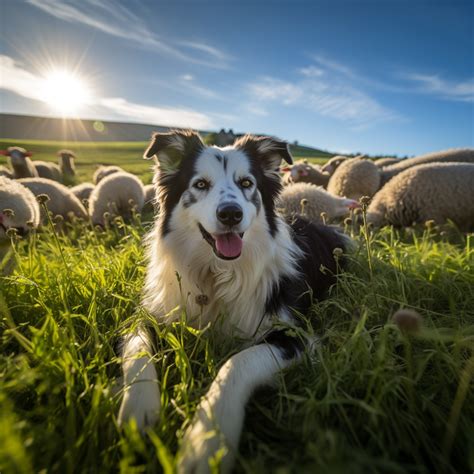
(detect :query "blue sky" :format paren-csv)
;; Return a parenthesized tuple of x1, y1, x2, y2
(0, 0, 472, 155)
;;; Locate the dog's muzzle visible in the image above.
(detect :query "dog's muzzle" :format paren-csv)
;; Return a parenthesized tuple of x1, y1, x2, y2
(199, 224, 244, 260)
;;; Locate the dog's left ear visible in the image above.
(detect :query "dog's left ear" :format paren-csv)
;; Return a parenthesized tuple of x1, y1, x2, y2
(144, 130, 204, 173)
(234, 135, 293, 175)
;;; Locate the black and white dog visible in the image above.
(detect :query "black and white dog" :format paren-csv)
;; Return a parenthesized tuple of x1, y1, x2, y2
(118, 130, 349, 472)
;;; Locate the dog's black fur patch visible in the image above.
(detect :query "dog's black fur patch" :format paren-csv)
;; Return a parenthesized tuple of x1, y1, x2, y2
(265, 216, 347, 318)
(261, 329, 305, 360)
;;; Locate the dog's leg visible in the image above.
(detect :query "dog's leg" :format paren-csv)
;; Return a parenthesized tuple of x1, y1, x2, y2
(178, 330, 305, 474)
(117, 327, 161, 431)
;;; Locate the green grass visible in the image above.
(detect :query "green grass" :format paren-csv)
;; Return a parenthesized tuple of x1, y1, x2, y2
(0, 212, 473, 473)
(0, 139, 330, 183)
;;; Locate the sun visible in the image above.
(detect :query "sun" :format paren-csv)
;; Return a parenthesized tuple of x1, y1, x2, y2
(39, 69, 91, 116)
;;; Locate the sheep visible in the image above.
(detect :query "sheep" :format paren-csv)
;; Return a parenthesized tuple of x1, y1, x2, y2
(0, 176, 40, 241)
(34, 161, 62, 182)
(277, 182, 360, 224)
(18, 178, 87, 223)
(71, 182, 95, 204)
(0, 147, 38, 178)
(89, 172, 145, 226)
(366, 162, 474, 230)
(142, 183, 157, 214)
(374, 157, 399, 167)
(282, 161, 331, 187)
(327, 148, 474, 201)
(320, 155, 349, 175)
(0, 165, 13, 178)
(327, 157, 381, 201)
(93, 165, 124, 185)
(58, 149, 76, 184)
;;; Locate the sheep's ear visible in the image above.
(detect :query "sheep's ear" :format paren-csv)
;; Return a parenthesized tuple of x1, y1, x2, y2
(143, 130, 204, 173)
(25, 151, 33, 157)
(234, 135, 293, 175)
(0, 150, 9, 156)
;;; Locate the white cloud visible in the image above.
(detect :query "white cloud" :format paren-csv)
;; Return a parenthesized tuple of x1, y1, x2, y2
(0, 55, 214, 129)
(178, 74, 221, 99)
(404, 73, 474, 103)
(299, 66, 325, 78)
(248, 74, 401, 129)
(26, 0, 230, 69)
(98, 97, 213, 129)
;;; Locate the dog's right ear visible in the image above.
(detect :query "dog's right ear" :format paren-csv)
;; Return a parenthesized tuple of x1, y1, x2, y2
(144, 130, 204, 173)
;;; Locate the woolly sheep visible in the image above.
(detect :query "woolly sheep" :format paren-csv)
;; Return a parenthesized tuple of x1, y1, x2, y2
(278, 182, 360, 224)
(380, 148, 474, 185)
(18, 178, 87, 223)
(0, 165, 13, 178)
(0, 147, 38, 178)
(58, 149, 76, 184)
(374, 157, 399, 167)
(142, 183, 157, 214)
(93, 165, 124, 184)
(327, 157, 381, 201)
(89, 172, 145, 226)
(320, 155, 349, 175)
(0, 176, 40, 242)
(34, 161, 62, 181)
(71, 182, 95, 204)
(367, 163, 474, 230)
(282, 161, 330, 187)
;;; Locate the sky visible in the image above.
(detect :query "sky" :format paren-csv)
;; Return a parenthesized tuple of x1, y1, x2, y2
(0, 0, 473, 155)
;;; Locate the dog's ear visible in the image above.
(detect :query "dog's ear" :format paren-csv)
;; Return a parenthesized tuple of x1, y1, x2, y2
(234, 135, 293, 175)
(144, 130, 204, 173)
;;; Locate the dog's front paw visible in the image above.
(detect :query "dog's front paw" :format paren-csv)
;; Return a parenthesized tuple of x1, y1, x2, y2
(118, 380, 161, 431)
(177, 405, 234, 474)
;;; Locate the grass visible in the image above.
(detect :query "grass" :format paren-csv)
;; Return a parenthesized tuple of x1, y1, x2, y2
(0, 139, 330, 184)
(0, 211, 473, 473)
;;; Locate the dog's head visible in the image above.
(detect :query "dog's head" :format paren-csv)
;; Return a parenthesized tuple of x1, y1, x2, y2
(144, 130, 293, 261)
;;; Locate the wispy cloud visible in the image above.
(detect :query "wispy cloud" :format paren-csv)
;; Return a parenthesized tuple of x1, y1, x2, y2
(0, 55, 214, 129)
(26, 0, 231, 69)
(178, 74, 221, 99)
(403, 73, 474, 103)
(248, 73, 401, 130)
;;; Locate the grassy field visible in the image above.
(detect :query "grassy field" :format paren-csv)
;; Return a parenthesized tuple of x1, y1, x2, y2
(0, 139, 331, 185)
(0, 140, 473, 473)
(1, 216, 473, 473)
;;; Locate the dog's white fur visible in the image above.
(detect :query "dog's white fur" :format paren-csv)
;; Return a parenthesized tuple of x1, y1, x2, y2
(119, 136, 311, 472)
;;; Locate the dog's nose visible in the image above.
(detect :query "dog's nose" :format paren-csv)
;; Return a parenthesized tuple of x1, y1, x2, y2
(216, 203, 243, 226)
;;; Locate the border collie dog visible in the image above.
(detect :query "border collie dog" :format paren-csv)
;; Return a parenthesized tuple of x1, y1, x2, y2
(118, 130, 349, 472)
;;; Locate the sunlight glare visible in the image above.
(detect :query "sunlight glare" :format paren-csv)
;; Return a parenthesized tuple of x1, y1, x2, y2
(39, 70, 92, 116)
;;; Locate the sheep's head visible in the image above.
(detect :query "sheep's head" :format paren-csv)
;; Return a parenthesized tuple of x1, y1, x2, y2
(58, 149, 76, 174)
(321, 155, 348, 175)
(0, 147, 33, 168)
(282, 162, 329, 186)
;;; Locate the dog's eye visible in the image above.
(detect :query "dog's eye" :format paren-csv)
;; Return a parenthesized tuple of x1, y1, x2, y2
(240, 178, 252, 189)
(193, 179, 209, 190)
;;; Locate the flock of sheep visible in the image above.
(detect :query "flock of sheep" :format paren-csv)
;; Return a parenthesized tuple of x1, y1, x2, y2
(1, 144, 473, 259)
(281, 147, 474, 230)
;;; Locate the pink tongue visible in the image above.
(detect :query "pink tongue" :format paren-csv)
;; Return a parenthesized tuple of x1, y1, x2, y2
(215, 233, 243, 258)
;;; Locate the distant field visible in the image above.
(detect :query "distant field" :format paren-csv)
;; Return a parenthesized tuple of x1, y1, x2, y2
(0, 139, 331, 184)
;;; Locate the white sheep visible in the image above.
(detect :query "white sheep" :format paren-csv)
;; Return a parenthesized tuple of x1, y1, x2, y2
(0, 165, 13, 178)
(374, 157, 399, 167)
(93, 165, 124, 184)
(277, 182, 360, 224)
(34, 161, 62, 182)
(320, 155, 349, 175)
(58, 149, 76, 184)
(0, 147, 38, 178)
(89, 172, 145, 226)
(282, 161, 331, 187)
(0, 176, 40, 242)
(71, 182, 95, 204)
(142, 183, 157, 214)
(380, 148, 474, 185)
(18, 178, 87, 223)
(367, 162, 474, 230)
(327, 157, 381, 201)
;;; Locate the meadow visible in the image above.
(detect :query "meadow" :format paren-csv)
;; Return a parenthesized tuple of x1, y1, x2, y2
(0, 140, 473, 473)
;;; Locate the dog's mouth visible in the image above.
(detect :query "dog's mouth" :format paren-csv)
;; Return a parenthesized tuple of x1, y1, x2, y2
(198, 224, 244, 260)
